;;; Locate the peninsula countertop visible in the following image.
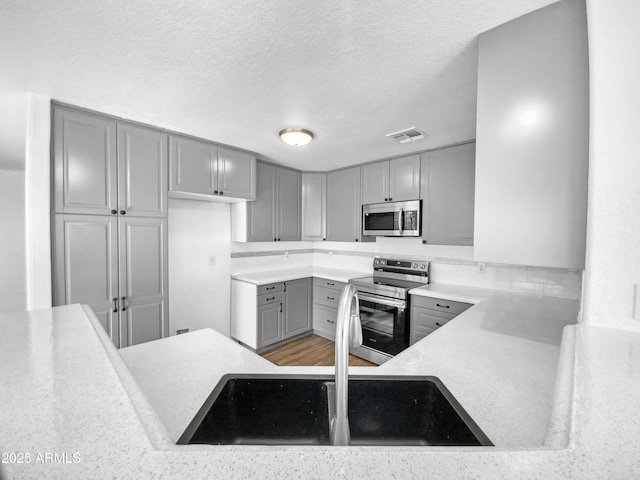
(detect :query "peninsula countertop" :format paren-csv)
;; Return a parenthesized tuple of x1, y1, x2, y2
(2, 294, 640, 479)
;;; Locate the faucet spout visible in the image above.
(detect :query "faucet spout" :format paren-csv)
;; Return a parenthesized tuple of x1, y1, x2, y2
(330, 283, 362, 446)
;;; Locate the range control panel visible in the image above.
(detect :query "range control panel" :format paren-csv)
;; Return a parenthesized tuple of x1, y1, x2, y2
(373, 258, 429, 273)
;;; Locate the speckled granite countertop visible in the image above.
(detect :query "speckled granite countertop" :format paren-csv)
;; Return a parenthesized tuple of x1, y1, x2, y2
(2, 294, 640, 479)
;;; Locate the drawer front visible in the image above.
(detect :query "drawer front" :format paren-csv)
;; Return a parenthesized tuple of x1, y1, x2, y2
(257, 292, 282, 306)
(313, 304, 338, 335)
(410, 328, 434, 346)
(258, 283, 282, 295)
(313, 277, 346, 292)
(315, 286, 341, 309)
(411, 306, 454, 333)
(411, 295, 472, 315)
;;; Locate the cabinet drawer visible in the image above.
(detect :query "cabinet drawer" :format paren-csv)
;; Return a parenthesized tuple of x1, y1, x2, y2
(411, 295, 472, 315)
(411, 307, 454, 333)
(410, 328, 435, 346)
(257, 292, 282, 306)
(313, 277, 346, 291)
(313, 304, 338, 335)
(315, 286, 341, 308)
(258, 283, 282, 295)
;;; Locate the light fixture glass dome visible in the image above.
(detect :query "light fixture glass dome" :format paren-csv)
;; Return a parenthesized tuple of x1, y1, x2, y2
(279, 128, 314, 146)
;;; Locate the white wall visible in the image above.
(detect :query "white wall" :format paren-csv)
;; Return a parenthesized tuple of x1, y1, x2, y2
(0, 169, 26, 314)
(582, 0, 640, 330)
(168, 199, 232, 336)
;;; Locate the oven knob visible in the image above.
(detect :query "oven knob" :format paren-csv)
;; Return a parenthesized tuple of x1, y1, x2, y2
(420, 264, 426, 269)
(374, 259, 380, 265)
(412, 263, 418, 268)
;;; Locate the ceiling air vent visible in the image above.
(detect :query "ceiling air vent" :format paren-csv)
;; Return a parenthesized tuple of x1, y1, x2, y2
(385, 127, 428, 144)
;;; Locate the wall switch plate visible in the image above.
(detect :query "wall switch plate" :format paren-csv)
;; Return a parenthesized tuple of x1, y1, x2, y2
(477, 262, 486, 273)
(177, 328, 189, 335)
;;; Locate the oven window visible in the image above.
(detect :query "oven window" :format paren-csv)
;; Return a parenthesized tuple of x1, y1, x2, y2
(359, 299, 396, 337)
(364, 212, 396, 231)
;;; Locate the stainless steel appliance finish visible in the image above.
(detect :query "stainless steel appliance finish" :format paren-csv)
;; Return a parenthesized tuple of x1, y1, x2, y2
(362, 200, 421, 237)
(349, 258, 429, 364)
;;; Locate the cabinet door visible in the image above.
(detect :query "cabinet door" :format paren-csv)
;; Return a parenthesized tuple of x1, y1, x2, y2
(301, 173, 326, 241)
(283, 278, 312, 338)
(257, 302, 282, 348)
(277, 167, 302, 241)
(170, 135, 217, 195)
(53, 107, 118, 215)
(326, 166, 363, 242)
(389, 154, 421, 202)
(361, 161, 389, 204)
(247, 162, 277, 241)
(313, 303, 338, 338)
(118, 217, 168, 347)
(118, 123, 168, 217)
(53, 214, 120, 346)
(421, 143, 475, 245)
(217, 147, 256, 199)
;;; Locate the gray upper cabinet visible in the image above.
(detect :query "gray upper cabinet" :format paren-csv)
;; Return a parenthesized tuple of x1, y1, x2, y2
(53, 106, 168, 217)
(277, 167, 302, 241)
(232, 161, 301, 242)
(327, 166, 368, 242)
(301, 173, 326, 241)
(361, 161, 389, 204)
(118, 123, 168, 217)
(53, 107, 118, 215)
(361, 155, 421, 204)
(170, 134, 256, 201)
(283, 278, 312, 337)
(170, 135, 217, 196)
(421, 143, 476, 246)
(217, 147, 256, 199)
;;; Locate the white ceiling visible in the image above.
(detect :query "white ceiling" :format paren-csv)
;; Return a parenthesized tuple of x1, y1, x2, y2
(0, 0, 558, 171)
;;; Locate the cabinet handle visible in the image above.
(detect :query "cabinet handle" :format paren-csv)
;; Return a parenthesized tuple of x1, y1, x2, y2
(283, 283, 286, 292)
(384, 198, 389, 201)
(120, 210, 126, 215)
(214, 190, 218, 194)
(111, 209, 117, 215)
(112, 297, 118, 313)
(327, 319, 335, 324)
(388, 198, 392, 201)
(368, 338, 377, 343)
(436, 303, 450, 309)
(274, 238, 277, 241)
(219, 191, 223, 195)
(327, 296, 335, 301)
(327, 282, 335, 286)
(266, 286, 275, 291)
(121, 296, 127, 311)
(323, 238, 326, 241)
(279, 302, 282, 313)
(266, 296, 275, 301)
(435, 322, 442, 327)
(355, 238, 359, 242)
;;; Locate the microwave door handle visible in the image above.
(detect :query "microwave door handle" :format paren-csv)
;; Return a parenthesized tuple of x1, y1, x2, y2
(399, 208, 404, 235)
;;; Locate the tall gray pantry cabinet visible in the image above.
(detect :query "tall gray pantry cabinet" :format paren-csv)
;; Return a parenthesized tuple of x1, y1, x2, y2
(52, 105, 169, 348)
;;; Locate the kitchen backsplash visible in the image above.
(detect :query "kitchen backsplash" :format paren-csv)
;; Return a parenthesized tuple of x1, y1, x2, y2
(230, 239, 582, 300)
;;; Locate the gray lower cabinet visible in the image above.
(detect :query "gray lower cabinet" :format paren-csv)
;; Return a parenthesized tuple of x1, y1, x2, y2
(169, 135, 256, 201)
(326, 166, 371, 242)
(53, 105, 168, 217)
(232, 278, 311, 350)
(312, 278, 346, 339)
(410, 295, 472, 345)
(232, 161, 301, 242)
(421, 143, 476, 245)
(53, 214, 168, 348)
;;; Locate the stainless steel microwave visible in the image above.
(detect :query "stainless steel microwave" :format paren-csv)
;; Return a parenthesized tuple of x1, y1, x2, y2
(362, 200, 421, 237)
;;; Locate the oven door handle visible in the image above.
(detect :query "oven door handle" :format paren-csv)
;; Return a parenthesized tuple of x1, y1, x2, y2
(357, 292, 406, 308)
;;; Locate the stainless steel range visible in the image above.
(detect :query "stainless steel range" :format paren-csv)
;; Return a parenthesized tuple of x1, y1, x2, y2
(349, 258, 430, 365)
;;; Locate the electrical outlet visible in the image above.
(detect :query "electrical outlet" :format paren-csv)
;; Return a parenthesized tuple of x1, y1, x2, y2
(477, 262, 486, 273)
(177, 328, 189, 335)
(285, 251, 289, 258)
(209, 256, 216, 266)
(634, 284, 640, 321)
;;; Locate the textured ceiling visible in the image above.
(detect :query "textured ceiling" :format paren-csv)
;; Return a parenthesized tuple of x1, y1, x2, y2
(0, 0, 558, 171)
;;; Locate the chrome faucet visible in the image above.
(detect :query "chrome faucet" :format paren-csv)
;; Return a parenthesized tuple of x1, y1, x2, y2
(330, 283, 363, 446)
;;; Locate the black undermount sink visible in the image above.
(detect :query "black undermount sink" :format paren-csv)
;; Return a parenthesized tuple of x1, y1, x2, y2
(177, 374, 493, 447)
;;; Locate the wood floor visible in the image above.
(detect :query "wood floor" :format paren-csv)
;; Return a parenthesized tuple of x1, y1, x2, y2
(260, 334, 376, 367)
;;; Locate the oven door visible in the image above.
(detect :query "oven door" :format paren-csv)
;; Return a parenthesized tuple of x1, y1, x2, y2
(356, 292, 408, 356)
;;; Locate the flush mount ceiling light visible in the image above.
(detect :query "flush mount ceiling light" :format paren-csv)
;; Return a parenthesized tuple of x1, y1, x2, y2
(279, 128, 314, 146)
